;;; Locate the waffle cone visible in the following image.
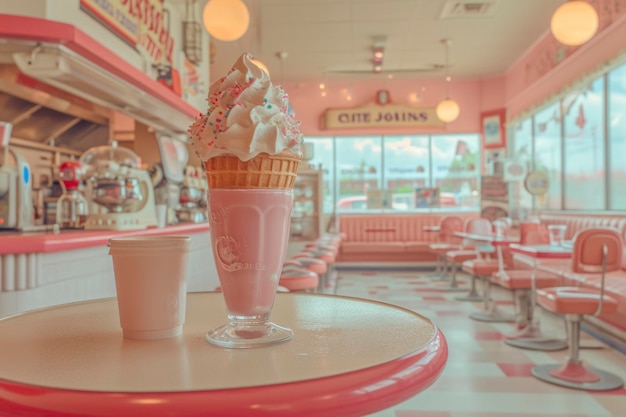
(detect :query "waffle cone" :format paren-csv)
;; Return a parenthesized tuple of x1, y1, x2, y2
(204, 150, 302, 189)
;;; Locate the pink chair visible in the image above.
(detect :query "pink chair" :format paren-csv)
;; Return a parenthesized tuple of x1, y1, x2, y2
(443, 217, 494, 293)
(464, 218, 515, 322)
(532, 228, 624, 391)
(493, 222, 568, 349)
(427, 216, 465, 280)
(457, 217, 513, 303)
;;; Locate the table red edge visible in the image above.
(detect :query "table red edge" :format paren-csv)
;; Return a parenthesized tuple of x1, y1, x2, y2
(0, 330, 447, 417)
(509, 243, 573, 259)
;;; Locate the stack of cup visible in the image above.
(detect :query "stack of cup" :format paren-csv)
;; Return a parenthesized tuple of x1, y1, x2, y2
(108, 236, 191, 340)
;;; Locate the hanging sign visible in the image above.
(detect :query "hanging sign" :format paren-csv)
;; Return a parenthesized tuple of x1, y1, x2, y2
(321, 103, 445, 130)
(80, 0, 175, 64)
(80, 0, 140, 45)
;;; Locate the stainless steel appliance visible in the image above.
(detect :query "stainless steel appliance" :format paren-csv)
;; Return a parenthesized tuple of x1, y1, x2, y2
(80, 143, 157, 230)
(154, 132, 201, 225)
(175, 165, 207, 223)
(0, 122, 34, 230)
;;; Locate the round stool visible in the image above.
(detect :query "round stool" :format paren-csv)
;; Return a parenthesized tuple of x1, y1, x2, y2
(279, 268, 319, 292)
(297, 257, 328, 292)
(308, 249, 336, 265)
(284, 259, 304, 268)
(293, 251, 316, 259)
(217, 285, 290, 293)
(297, 257, 327, 273)
(306, 243, 339, 256)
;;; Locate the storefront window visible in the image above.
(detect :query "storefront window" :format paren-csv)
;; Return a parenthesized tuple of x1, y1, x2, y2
(534, 103, 562, 209)
(608, 62, 626, 210)
(430, 134, 481, 209)
(510, 118, 534, 211)
(304, 134, 482, 212)
(383, 135, 429, 210)
(335, 136, 383, 210)
(563, 78, 605, 209)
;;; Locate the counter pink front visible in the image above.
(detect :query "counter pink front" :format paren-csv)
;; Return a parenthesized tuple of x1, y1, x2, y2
(0, 223, 216, 318)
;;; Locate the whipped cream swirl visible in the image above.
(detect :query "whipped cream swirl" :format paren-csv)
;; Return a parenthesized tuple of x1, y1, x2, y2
(188, 53, 303, 162)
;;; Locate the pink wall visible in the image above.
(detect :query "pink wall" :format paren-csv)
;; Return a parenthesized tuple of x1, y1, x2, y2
(283, 77, 484, 137)
(505, 12, 626, 120)
(286, 1, 626, 137)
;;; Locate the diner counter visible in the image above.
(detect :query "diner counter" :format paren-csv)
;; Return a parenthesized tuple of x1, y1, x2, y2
(0, 223, 216, 318)
(0, 223, 210, 255)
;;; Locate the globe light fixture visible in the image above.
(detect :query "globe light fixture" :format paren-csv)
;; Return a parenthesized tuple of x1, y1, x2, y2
(436, 98, 461, 124)
(436, 39, 460, 124)
(202, 0, 250, 42)
(550, 0, 599, 46)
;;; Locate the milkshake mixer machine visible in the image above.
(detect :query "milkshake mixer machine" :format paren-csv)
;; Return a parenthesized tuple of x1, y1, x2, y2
(80, 143, 157, 230)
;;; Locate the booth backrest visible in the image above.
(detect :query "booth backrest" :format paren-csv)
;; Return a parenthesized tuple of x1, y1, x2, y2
(571, 228, 623, 274)
(338, 213, 479, 243)
(539, 214, 626, 241)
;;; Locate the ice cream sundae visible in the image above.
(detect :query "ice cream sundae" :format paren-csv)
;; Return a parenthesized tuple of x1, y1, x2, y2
(190, 53, 303, 348)
(188, 52, 303, 188)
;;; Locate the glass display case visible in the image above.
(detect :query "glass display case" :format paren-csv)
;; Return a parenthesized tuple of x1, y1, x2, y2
(290, 168, 323, 241)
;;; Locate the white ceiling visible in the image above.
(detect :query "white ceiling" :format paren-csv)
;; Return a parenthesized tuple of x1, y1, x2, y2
(199, 0, 566, 84)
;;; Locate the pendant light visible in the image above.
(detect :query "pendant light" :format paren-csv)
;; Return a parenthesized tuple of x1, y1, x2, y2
(550, 0, 599, 46)
(202, 0, 250, 42)
(436, 39, 460, 124)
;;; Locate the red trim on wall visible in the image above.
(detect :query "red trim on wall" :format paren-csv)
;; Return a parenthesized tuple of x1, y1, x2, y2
(0, 14, 199, 119)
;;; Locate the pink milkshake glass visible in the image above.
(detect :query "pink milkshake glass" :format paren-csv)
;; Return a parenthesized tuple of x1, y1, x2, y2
(206, 189, 294, 348)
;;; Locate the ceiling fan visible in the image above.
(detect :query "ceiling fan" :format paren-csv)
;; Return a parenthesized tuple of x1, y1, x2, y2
(323, 64, 446, 79)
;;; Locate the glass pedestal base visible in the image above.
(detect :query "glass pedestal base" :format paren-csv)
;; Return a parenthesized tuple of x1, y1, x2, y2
(206, 320, 293, 349)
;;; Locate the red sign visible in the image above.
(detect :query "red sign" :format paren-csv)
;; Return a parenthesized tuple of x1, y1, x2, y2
(80, 0, 174, 64)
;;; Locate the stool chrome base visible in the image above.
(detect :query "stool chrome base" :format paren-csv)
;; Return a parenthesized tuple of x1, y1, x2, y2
(505, 338, 568, 351)
(469, 311, 515, 323)
(532, 363, 623, 391)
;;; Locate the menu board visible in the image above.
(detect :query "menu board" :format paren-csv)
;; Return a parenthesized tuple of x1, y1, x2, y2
(480, 175, 509, 221)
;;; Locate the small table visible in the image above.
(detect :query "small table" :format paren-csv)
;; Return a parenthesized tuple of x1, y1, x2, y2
(506, 243, 572, 351)
(0, 292, 447, 417)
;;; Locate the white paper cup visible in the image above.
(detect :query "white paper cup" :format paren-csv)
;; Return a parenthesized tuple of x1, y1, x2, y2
(108, 236, 191, 340)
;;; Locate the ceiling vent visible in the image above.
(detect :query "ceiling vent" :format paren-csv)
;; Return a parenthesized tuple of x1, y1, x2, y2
(440, 0, 499, 19)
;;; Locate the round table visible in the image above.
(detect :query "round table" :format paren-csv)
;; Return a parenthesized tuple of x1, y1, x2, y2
(0, 292, 447, 417)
